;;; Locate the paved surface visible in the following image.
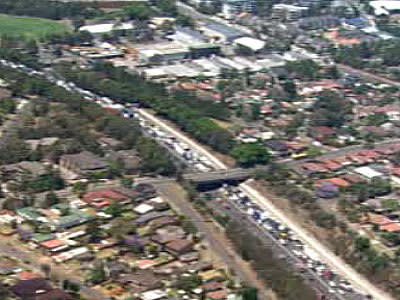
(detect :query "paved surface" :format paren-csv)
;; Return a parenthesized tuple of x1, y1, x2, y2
(138, 108, 394, 300)
(338, 64, 400, 86)
(286, 138, 400, 169)
(0, 239, 109, 300)
(156, 182, 274, 300)
(207, 195, 344, 300)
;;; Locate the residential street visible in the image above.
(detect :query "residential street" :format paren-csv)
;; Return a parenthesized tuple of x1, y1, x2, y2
(138, 108, 394, 300)
(338, 64, 400, 87)
(0, 239, 109, 300)
(156, 182, 276, 300)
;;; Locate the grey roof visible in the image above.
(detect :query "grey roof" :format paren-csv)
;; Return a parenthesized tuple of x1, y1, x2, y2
(203, 21, 246, 40)
(135, 211, 174, 225)
(61, 151, 109, 171)
(176, 26, 206, 41)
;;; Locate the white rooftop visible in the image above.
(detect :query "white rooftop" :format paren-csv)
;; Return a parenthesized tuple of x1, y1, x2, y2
(370, 0, 400, 15)
(80, 22, 134, 34)
(141, 289, 168, 300)
(234, 37, 266, 52)
(134, 203, 154, 214)
(354, 166, 383, 179)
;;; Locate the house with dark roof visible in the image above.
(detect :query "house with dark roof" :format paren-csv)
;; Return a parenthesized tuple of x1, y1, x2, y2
(1, 161, 48, 181)
(108, 149, 141, 174)
(316, 182, 339, 198)
(11, 279, 52, 299)
(165, 239, 194, 256)
(36, 289, 72, 300)
(59, 151, 109, 177)
(117, 269, 163, 293)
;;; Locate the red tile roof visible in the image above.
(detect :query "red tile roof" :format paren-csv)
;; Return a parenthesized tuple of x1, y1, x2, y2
(302, 163, 328, 173)
(314, 126, 336, 136)
(322, 160, 342, 171)
(332, 156, 351, 165)
(20, 271, 41, 281)
(368, 213, 393, 226)
(324, 178, 350, 188)
(391, 167, 400, 177)
(381, 223, 400, 233)
(40, 239, 64, 249)
(206, 290, 229, 300)
(83, 189, 128, 203)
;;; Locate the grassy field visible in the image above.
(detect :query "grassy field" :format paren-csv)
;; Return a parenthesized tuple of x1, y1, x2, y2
(0, 14, 70, 39)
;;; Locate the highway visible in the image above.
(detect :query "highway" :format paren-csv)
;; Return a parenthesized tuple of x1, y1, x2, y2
(0, 58, 393, 299)
(156, 182, 274, 299)
(137, 108, 394, 300)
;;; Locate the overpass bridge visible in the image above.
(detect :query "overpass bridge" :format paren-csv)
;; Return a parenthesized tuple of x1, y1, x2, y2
(182, 167, 267, 185)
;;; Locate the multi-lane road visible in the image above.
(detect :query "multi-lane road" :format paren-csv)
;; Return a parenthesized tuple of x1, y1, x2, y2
(137, 109, 393, 300)
(0, 58, 394, 300)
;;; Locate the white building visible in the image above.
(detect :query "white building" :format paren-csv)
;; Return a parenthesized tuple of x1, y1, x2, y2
(79, 22, 134, 36)
(222, 0, 257, 19)
(370, 0, 400, 15)
(272, 4, 309, 21)
(234, 36, 266, 53)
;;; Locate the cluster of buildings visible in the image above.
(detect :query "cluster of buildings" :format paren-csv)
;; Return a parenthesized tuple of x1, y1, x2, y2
(0, 182, 243, 299)
(292, 142, 400, 247)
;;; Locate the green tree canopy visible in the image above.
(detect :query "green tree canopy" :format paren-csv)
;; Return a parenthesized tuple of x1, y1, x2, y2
(231, 143, 270, 168)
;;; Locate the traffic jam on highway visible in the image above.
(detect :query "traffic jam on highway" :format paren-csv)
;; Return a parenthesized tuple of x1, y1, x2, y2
(0, 59, 373, 300)
(217, 185, 369, 300)
(2, 59, 217, 174)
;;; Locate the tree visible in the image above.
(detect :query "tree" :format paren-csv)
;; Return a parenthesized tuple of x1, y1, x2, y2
(123, 3, 153, 20)
(230, 144, 270, 168)
(240, 286, 258, 300)
(105, 202, 124, 218)
(0, 98, 16, 114)
(120, 177, 133, 188)
(72, 181, 87, 197)
(216, 79, 229, 101)
(155, 0, 177, 16)
(326, 65, 340, 79)
(382, 199, 400, 211)
(370, 177, 392, 196)
(43, 192, 59, 208)
(355, 236, 370, 252)
(109, 219, 136, 239)
(286, 59, 320, 79)
(72, 17, 85, 32)
(87, 262, 106, 284)
(176, 15, 195, 28)
(311, 90, 351, 128)
(87, 220, 102, 243)
(282, 79, 297, 99)
(175, 274, 200, 291)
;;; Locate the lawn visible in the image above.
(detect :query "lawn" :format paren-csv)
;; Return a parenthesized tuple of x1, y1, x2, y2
(0, 14, 70, 39)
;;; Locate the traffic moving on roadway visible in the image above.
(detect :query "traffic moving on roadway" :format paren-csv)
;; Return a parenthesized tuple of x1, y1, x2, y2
(0, 58, 393, 300)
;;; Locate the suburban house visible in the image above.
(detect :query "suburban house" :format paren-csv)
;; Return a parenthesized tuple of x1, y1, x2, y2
(59, 151, 109, 177)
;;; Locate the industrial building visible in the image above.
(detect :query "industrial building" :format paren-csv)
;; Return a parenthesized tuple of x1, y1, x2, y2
(79, 22, 135, 36)
(201, 21, 247, 42)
